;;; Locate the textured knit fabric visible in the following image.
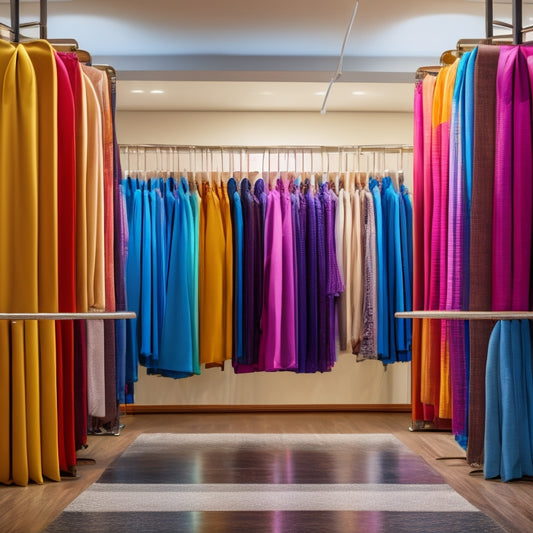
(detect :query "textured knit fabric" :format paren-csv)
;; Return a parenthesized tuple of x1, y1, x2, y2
(359, 189, 378, 358)
(305, 188, 319, 373)
(349, 189, 362, 353)
(468, 45, 499, 467)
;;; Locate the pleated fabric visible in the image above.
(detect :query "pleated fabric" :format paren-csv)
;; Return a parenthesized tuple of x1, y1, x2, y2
(54, 51, 77, 473)
(446, 51, 471, 450)
(468, 45, 499, 467)
(485, 320, 533, 482)
(492, 47, 516, 312)
(199, 183, 226, 365)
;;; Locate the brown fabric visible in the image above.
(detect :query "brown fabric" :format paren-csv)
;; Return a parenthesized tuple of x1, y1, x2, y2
(467, 45, 500, 467)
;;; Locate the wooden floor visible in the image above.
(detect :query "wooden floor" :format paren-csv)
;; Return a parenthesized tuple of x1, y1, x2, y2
(0, 412, 531, 532)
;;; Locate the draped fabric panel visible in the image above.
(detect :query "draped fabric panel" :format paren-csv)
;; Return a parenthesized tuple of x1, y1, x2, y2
(0, 41, 123, 486)
(415, 43, 533, 479)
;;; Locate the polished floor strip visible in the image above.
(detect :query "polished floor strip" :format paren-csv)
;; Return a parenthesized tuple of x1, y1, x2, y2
(62, 483, 478, 512)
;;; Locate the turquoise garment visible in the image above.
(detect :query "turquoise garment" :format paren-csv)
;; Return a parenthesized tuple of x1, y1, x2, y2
(233, 187, 244, 365)
(156, 192, 194, 378)
(189, 189, 201, 375)
(370, 178, 387, 360)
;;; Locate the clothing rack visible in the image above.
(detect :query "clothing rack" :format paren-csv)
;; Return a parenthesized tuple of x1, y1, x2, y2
(120, 144, 413, 179)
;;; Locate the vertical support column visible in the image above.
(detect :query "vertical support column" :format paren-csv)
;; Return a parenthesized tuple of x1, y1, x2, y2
(10, 0, 19, 42)
(513, 0, 522, 44)
(486, 0, 493, 39)
(40, 0, 47, 39)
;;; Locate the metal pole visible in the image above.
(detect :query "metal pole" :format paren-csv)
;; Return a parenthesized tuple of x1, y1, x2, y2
(40, 0, 47, 39)
(513, 0, 522, 44)
(10, 0, 19, 42)
(486, 0, 493, 39)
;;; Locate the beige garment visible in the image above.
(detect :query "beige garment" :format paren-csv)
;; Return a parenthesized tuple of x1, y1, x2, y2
(82, 69, 105, 311)
(342, 189, 353, 350)
(335, 189, 346, 350)
(76, 63, 89, 312)
(83, 66, 115, 311)
(351, 189, 363, 352)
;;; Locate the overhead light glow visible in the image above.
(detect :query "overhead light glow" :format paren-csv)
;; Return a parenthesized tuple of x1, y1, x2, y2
(315, 91, 326, 96)
(150, 90, 165, 94)
(352, 91, 366, 96)
(131, 89, 145, 94)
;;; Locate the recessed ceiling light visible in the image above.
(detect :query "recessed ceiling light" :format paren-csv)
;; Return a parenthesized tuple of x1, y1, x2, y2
(352, 91, 366, 96)
(315, 91, 326, 96)
(131, 89, 145, 94)
(150, 90, 165, 94)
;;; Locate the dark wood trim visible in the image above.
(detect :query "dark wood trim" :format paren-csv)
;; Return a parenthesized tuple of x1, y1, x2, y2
(120, 404, 412, 415)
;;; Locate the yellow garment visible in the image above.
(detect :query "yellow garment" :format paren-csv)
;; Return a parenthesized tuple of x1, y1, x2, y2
(0, 40, 18, 486)
(25, 39, 61, 484)
(216, 181, 234, 359)
(0, 41, 61, 486)
(199, 183, 226, 364)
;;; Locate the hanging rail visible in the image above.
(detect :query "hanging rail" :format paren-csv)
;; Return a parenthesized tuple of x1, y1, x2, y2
(0, 312, 136, 321)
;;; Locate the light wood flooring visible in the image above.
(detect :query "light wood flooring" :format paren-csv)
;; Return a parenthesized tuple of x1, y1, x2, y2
(0, 412, 531, 532)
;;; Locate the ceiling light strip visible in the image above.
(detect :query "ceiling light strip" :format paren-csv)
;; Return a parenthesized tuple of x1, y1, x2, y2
(320, 0, 359, 114)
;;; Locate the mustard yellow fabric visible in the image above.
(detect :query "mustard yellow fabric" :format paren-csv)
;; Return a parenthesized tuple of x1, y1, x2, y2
(25, 40, 61, 484)
(199, 183, 226, 364)
(0, 40, 18, 486)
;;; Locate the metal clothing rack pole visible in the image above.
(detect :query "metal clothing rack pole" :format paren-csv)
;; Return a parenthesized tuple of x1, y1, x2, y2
(395, 310, 533, 320)
(0, 312, 136, 321)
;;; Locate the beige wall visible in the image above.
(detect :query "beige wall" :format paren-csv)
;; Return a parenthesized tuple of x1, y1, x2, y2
(116, 110, 413, 406)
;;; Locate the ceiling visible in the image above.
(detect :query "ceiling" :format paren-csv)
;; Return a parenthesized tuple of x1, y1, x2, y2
(1, 0, 531, 112)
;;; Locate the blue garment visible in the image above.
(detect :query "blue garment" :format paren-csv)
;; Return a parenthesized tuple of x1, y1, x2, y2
(485, 320, 533, 481)
(124, 183, 142, 384)
(399, 184, 413, 360)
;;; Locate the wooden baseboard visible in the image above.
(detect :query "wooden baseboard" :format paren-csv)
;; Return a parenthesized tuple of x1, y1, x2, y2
(120, 404, 412, 415)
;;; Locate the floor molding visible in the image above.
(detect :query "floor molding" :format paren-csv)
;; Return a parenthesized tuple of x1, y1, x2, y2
(120, 404, 412, 414)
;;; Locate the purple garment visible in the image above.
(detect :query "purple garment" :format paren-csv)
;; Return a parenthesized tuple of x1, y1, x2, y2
(258, 188, 283, 371)
(512, 47, 533, 310)
(316, 186, 328, 372)
(290, 187, 300, 368)
(305, 187, 319, 373)
(296, 187, 308, 373)
(324, 188, 344, 369)
(279, 180, 297, 370)
(240, 178, 256, 365)
(492, 47, 516, 311)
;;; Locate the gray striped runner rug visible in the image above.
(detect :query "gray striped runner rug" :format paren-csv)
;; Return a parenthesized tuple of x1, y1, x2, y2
(46, 433, 503, 532)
